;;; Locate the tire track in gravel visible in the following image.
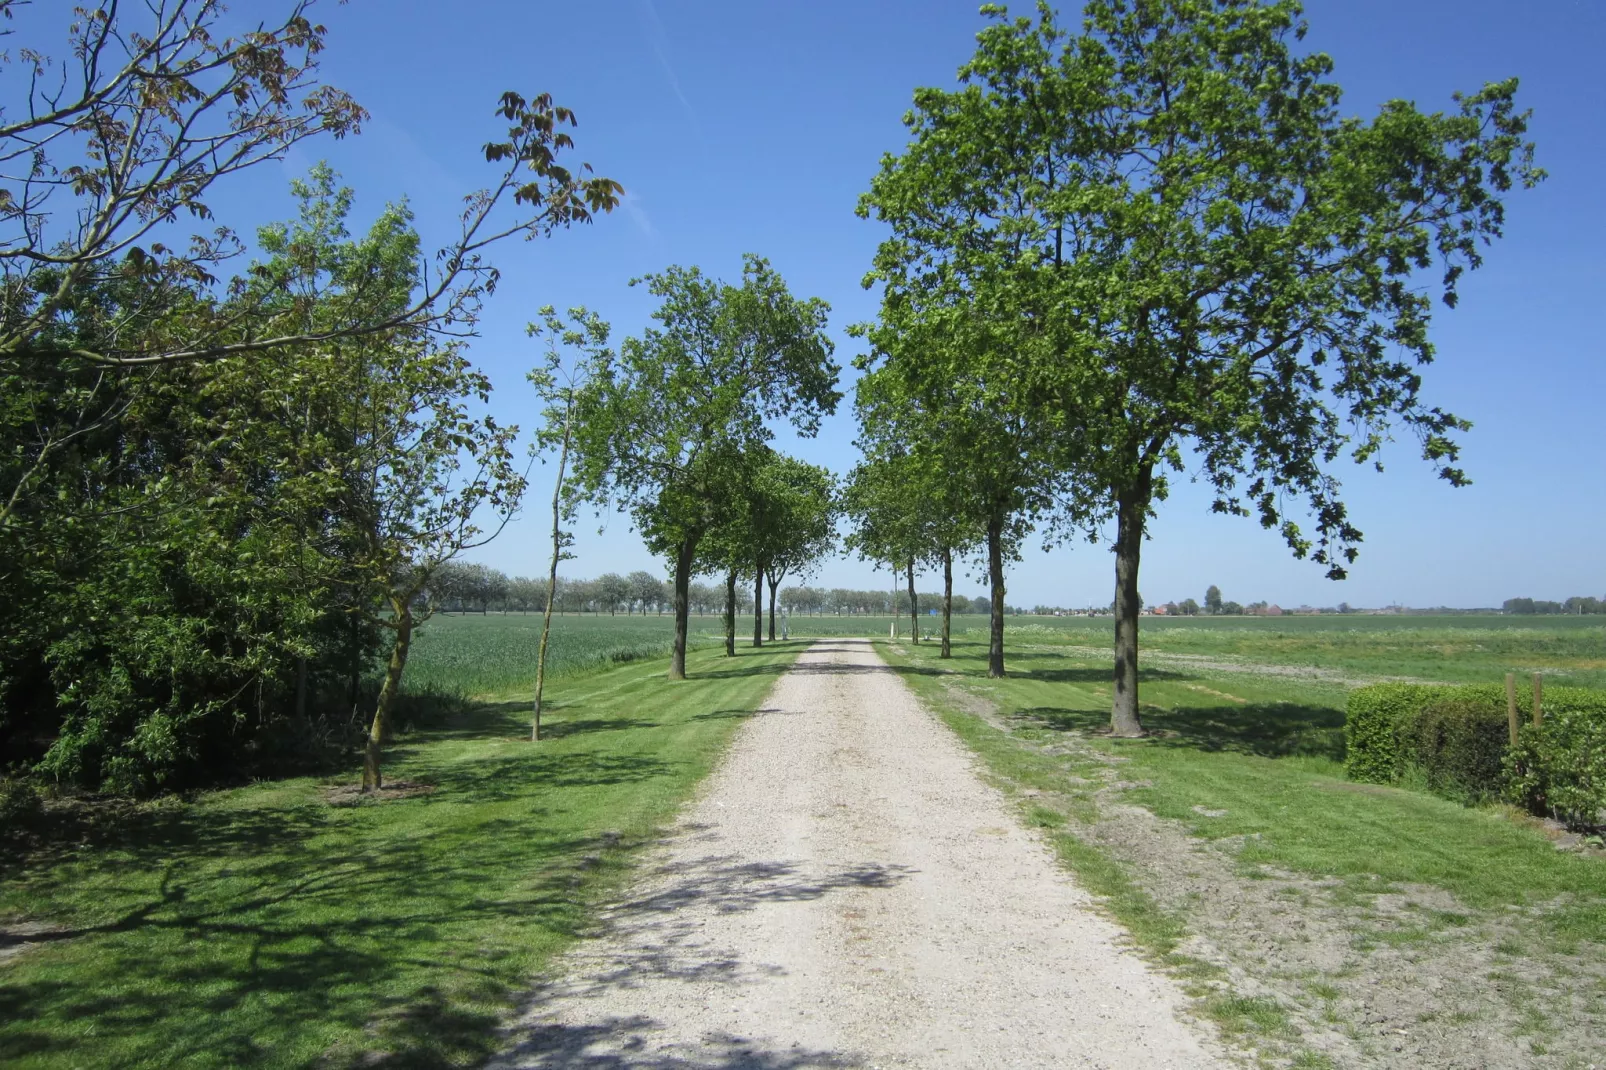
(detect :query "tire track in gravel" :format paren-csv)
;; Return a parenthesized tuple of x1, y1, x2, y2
(489, 637, 1226, 1069)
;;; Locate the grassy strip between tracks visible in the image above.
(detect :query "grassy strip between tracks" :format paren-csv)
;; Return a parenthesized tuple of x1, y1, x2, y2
(0, 642, 803, 1069)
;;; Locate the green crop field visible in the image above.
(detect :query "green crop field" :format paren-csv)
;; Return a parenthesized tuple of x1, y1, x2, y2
(407, 611, 1606, 698)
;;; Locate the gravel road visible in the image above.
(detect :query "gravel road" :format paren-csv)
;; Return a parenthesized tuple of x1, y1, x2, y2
(490, 638, 1225, 1069)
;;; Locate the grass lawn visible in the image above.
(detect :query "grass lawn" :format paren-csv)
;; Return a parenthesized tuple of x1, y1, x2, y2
(0, 643, 801, 1069)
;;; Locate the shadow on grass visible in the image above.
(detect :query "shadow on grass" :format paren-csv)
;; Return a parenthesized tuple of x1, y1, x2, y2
(0, 782, 636, 1066)
(0, 718, 699, 1067)
(1023, 702, 1346, 761)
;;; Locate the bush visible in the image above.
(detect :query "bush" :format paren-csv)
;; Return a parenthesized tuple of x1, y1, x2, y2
(1407, 697, 1510, 802)
(0, 777, 44, 838)
(1345, 684, 1470, 783)
(1347, 681, 1606, 817)
(1506, 702, 1606, 830)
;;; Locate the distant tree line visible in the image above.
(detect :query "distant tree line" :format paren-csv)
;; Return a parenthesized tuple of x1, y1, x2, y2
(1503, 596, 1605, 615)
(428, 564, 1003, 619)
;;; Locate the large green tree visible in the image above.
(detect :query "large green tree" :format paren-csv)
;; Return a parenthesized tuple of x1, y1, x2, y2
(567, 255, 840, 680)
(861, 0, 1541, 731)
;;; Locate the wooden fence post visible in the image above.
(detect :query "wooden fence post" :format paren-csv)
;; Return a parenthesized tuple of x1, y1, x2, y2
(1532, 673, 1544, 728)
(1506, 673, 1519, 746)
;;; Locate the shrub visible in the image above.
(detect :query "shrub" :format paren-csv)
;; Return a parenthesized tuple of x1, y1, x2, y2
(1345, 684, 1464, 783)
(1406, 697, 1510, 802)
(1506, 702, 1606, 830)
(1348, 681, 1606, 818)
(0, 777, 44, 838)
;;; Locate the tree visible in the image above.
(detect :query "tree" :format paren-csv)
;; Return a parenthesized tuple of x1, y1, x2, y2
(748, 452, 838, 643)
(0, 1, 619, 370)
(1179, 598, 1200, 616)
(1205, 585, 1223, 615)
(0, 3, 619, 563)
(527, 305, 608, 740)
(595, 573, 631, 615)
(627, 570, 666, 616)
(567, 255, 840, 680)
(864, 0, 1541, 733)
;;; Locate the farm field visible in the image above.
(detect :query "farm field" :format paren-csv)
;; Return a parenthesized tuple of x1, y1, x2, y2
(8, 612, 1600, 1068)
(407, 610, 1606, 699)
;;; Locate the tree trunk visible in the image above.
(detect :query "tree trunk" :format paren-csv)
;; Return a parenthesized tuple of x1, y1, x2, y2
(906, 561, 919, 644)
(752, 563, 764, 648)
(941, 544, 953, 659)
(987, 514, 1006, 678)
(767, 573, 780, 641)
(724, 570, 738, 656)
(533, 409, 572, 741)
(669, 535, 698, 680)
(346, 614, 362, 711)
(364, 598, 413, 791)
(1111, 467, 1151, 737)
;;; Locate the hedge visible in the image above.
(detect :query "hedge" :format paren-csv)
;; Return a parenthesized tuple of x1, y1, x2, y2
(1345, 682, 1606, 823)
(1506, 698, 1606, 829)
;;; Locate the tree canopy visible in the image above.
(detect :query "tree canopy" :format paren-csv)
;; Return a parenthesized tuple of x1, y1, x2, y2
(857, 0, 1541, 730)
(566, 254, 840, 679)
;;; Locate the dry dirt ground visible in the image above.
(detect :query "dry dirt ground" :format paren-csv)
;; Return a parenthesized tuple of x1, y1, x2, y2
(488, 638, 1230, 1069)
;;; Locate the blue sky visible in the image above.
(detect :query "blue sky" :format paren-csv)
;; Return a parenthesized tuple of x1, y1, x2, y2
(188, 1, 1606, 606)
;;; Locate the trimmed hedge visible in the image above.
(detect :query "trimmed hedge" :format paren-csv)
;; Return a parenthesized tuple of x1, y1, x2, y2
(1346, 682, 1606, 820)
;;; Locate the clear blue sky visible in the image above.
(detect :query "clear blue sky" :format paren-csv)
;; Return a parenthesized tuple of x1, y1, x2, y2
(220, 0, 1602, 608)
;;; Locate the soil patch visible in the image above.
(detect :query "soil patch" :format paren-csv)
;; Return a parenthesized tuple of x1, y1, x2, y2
(324, 781, 436, 805)
(987, 707, 1606, 1069)
(0, 921, 69, 965)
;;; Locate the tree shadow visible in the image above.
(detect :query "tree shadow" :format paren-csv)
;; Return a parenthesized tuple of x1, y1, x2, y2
(496, 1020, 857, 1069)
(1021, 702, 1346, 761)
(494, 855, 911, 1067)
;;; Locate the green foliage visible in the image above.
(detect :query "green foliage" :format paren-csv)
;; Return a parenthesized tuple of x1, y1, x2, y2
(1345, 684, 1465, 784)
(1348, 682, 1606, 817)
(1408, 697, 1511, 803)
(1506, 700, 1606, 829)
(859, 0, 1543, 730)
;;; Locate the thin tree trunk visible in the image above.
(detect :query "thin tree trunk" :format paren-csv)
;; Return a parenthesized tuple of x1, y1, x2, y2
(906, 561, 919, 644)
(941, 544, 953, 659)
(346, 613, 362, 711)
(724, 570, 738, 657)
(532, 411, 573, 741)
(767, 572, 779, 641)
(364, 598, 413, 791)
(752, 563, 764, 648)
(1111, 469, 1151, 737)
(669, 535, 698, 680)
(987, 514, 1006, 678)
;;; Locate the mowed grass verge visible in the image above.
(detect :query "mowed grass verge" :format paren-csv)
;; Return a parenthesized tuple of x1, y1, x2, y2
(881, 635, 1605, 943)
(0, 643, 803, 1069)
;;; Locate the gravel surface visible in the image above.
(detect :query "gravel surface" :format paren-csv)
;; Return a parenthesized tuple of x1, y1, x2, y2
(490, 638, 1225, 1069)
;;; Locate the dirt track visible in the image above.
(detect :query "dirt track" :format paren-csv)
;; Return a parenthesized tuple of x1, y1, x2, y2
(490, 638, 1224, 1069)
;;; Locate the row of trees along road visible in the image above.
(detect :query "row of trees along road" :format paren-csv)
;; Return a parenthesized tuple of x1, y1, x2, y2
(854, 0, 1542, 735)
(0, 1, 621, 792)
(551, 255, 843, 682)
